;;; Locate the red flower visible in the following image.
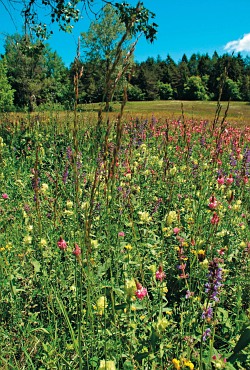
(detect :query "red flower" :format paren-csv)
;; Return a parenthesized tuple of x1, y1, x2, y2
(72, 243, 81, 257)
(57, 237, 67, 250)
(211, 212, 220, 225)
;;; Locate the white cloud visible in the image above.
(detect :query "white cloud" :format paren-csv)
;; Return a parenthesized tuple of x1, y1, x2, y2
(224, 33, 250, 52)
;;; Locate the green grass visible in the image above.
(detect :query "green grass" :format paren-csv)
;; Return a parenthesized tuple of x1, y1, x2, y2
(78, 100, 250, 128)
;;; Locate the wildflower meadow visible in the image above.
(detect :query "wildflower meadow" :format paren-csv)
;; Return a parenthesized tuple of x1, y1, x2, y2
(0, 108, 249, 369)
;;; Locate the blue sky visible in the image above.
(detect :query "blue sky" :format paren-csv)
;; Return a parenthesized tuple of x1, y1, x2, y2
(1, 0, 250, 66)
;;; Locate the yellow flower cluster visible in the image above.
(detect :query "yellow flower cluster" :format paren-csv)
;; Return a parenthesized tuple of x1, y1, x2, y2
(0, 243, 12, 252)
(138, 211, 152, 223)
(172, 358, 194, 370)
(124, 279, 136, 299)
(96, 296, 108, 316)
(166, 210, 178, 225)
(98, 360, 116, 370)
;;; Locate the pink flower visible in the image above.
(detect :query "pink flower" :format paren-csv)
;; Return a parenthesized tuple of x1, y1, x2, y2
(135, 280, 147, 300)
(226, 174, 233, 185)
(155, 265, 166, 282)
(217, 176, 224, 186)
(72, 243, 81, 257)
(208, 195, 218, 209)
(173, 227, 180, 234)
(118, 231, 125, 237)
(211, 212, 220, 225)
(57, 237, 67, 250)
(2, 193, 8, 199)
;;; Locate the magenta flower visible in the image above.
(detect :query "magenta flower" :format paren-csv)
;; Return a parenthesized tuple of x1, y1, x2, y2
(57, 237, 67, 250)
(211, 212, 219, 225)
(72, 243, 81, 257)
(118, 231, 125, 237)
(135, 280, 147, 300)
(155, 265, 166, 282)
(208, 195, 218, 210)
(2, 193, 8, 199)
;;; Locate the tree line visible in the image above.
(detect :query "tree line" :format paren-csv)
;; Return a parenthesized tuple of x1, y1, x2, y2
(1, 35, 250, 112)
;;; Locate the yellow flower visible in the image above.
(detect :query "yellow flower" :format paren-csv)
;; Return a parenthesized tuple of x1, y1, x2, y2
(40, 183, 49, 193)
(124, 244, 133, 250)
(98, 360, 116, 370)
(138, 211, 152, 223)
(23, 235, 32, 245)
(96, 296, 108, 315)
(64, 209, 74, 216)
(169, 166, 177, 175)
(40, 238, 47, 247)
(155, 317, 169, 334)
(239, 241, 246, 248)
(183, 359, 194, 370)
(172, 358, 181, 370)
(166, 211, 177, 225)
(124, 279, 136, 299)
(91, 239, 99, 249)
(26, 224, 33, 232)
(66, 200, 73, 209)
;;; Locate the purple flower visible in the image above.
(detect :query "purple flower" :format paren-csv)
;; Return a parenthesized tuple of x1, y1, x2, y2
(205, 258, 223, 302)
(62, 168, 69, 184)
(202, 328, 211, 341)
(202, 304, 213, 321)
(66, 146, 73, 160)
(185, 290, 194, 299)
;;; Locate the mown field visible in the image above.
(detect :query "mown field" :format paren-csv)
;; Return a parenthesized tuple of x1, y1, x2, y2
(0, 102, 249, 369)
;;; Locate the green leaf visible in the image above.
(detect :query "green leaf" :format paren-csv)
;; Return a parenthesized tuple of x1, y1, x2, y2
(134, 352, 149, 361)
(228, 326, 250, 363)
(114, 303, 127, 310)
(31, 259, 41, 273)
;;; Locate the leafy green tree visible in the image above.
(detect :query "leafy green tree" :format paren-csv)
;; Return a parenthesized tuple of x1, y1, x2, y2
(81, 4, 132, 104)
(241, 75, 250, 101)
(183, 76, 209, 100)
(222, 78, 242, 101)
(127, 84, 145, 101)
(4, 34, 71, 110)
(158, 82, 173, 100)
(0, 57, 15, 111)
